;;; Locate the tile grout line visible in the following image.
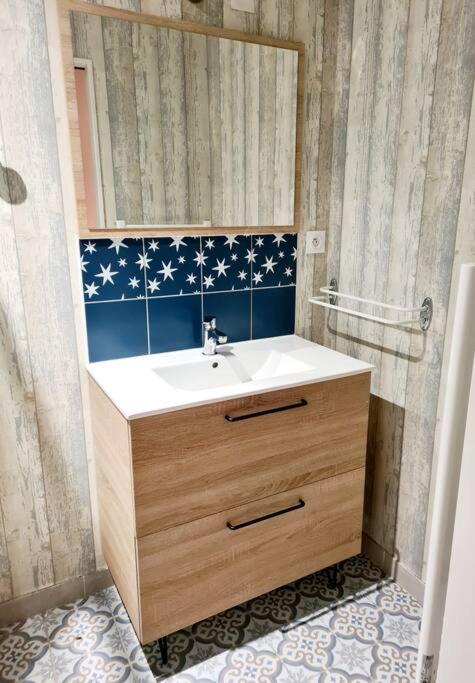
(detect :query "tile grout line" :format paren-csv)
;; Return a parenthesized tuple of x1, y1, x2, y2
(143, 237, 151, 355)
(82, 283, 296, 305)
(250, 233, 254, 340)
(199, 236, 204, 341)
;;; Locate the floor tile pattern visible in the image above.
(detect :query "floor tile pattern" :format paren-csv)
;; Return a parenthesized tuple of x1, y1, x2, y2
(0, 555, 421, 682)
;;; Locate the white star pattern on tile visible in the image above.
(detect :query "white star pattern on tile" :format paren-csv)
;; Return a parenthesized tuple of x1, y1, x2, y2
(170, 237, 187, 251)
(136, 252, 152, 270)
(108, 238, 128, 254)
(262, 256, 277, 273)
(95, 263, 118, 285)
(157, 260, 177, 281)
(212, 258, 230, 277)
(224, 235, 239, 249)
(84, 282, 99, 298)
(193, 250, 207, 267)
(203, 274, 215, 289)
(84, 241, 96, 254)
(273, 234, 287, 246)
(80, 234, 296, 304)
(128, 276, 140, 289)
(147, 278, 160, 293)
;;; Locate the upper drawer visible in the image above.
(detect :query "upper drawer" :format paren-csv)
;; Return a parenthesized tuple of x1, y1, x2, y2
(131, 372, 370, 536)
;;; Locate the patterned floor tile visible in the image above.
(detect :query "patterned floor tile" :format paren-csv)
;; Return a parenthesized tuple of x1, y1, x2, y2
(0, 555, 421, 682)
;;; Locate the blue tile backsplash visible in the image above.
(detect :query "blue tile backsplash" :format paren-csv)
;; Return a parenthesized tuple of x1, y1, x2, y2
(79, 234, 297, 362)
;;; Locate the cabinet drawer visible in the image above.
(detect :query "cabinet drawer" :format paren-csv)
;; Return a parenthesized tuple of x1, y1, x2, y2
(137, 467, 365, 643)
(131, 372, 370, 536)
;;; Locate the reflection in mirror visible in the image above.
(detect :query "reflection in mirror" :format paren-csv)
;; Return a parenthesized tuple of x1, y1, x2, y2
(71, 12, 298, 229)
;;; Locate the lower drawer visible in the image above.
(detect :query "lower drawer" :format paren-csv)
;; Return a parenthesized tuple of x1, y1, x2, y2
(137, 467, 365, 643)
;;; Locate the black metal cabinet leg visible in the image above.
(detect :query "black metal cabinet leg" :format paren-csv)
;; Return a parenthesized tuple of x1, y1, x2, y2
(159, 636, 168, 665)
(327, 564, 338, 590)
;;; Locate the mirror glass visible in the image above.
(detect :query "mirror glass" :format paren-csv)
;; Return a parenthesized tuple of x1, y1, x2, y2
(71, 12, 298, 229)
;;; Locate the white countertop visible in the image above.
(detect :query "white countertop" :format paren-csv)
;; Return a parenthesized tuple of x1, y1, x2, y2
(87, 335, 373, 420)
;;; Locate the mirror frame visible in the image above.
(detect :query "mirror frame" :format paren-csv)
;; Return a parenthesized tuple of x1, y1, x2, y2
(58, 0, 304, 237)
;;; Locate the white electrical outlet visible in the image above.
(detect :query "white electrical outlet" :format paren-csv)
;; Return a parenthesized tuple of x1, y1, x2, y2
(230, 0, 255, 13)
(306, 231, 326, 254)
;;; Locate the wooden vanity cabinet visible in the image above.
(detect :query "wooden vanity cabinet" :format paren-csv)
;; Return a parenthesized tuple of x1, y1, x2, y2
(89, 371, 370, 644)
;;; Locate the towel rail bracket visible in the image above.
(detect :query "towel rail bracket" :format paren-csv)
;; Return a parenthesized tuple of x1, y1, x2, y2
(311, 278, 433, 331)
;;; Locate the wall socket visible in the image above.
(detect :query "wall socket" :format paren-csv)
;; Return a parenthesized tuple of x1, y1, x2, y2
(305, 231, 326, 254)
(230, 0, 255, 12)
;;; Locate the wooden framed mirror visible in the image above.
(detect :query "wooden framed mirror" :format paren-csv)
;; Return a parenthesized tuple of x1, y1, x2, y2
(58, 0, 304, 237)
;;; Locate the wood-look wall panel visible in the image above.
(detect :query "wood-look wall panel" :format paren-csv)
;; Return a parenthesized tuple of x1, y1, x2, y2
(316, 0, 354, 348)
(293, 0, 325, 339)
(207, 35, 223, 226)
(157, 27, 190, 223)
(332, 0, 411, 557)
(184, 32, 211, 223)
(219, 38, 236, 225)
(71, 12, 117, 226)
(337, 0, 409, 379)
(141, 0, 180, 17)
(258, 0, 293, 40)
(182, 0, 222, 27)
(244, 43, 260, 225)
(230, 40, 246, 225)
(363, 0, 442, 558)
(132, 23, 167, 224)
(378, 0, 442, 408)
(0, 129, 54, 599)
(396, 0, 475, 577)
(103, 16, 143, 223)
(223, 0, 258, 33)
(274, 48, 297, 225)
(257, 45, 276, 225)
(1, 0, 95, 587)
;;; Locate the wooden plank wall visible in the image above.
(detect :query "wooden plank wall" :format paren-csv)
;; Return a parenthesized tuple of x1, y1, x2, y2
(0, 0, 96, 602)
(71, 9, 298, 227)
(316, 0, 475, 580)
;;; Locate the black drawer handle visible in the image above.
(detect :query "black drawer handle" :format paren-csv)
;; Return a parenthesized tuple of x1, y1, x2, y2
(226, 498, 305, 531)
(225, 398, 308, 422)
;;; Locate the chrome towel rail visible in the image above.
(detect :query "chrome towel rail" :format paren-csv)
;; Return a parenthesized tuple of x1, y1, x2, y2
(309, 278, 433, 331)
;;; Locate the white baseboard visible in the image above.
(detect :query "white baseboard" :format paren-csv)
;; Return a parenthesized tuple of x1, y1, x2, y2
(362, 534, 425, 605)
(0, 569, 112, 627)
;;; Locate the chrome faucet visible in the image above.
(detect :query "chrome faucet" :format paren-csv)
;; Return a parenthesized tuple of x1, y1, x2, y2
(202, 316, 227, 355)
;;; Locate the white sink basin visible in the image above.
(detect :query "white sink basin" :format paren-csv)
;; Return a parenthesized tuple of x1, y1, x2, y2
(155, 348, 315, 391)
(87, 335, 373, 419)
(155, 356, 251, 391)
